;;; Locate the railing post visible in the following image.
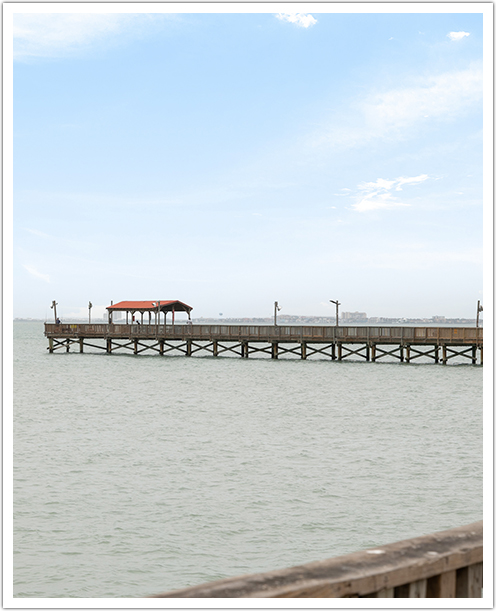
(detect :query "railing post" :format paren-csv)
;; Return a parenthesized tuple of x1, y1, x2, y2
(456, 563, 483, 597)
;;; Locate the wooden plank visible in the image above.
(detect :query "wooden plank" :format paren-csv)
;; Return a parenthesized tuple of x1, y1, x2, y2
(426, 569, 456, 597)
(456, 562, 483, 598)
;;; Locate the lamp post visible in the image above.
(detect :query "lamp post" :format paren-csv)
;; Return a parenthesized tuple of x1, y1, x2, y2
(88, 301, 92, 324)
(50, 300, 58, 323)
(476, 300, 483, 327)
(330, 299, 341, 326)
(274, 301, 281, 326)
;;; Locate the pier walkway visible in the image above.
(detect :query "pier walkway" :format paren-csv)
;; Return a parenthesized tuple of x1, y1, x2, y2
(45, 323, 483, 365)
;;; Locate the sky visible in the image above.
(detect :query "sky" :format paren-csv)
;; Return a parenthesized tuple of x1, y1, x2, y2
(10, 5, 488, 320)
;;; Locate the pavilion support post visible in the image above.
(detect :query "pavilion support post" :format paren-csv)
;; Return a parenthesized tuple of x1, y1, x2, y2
(442, 345, 447, 365)
(107, 339, 112, 353)
(48, 338, 54, 353)
(213, 341, 218, 357)
(301, 342, 307, 360)
(271, 342, 278, 359)
(79, 338, 84, 353)
(337, 343, 342, 361)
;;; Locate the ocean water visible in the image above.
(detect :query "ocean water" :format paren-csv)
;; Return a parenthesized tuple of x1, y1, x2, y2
(13, 322, 482, 598)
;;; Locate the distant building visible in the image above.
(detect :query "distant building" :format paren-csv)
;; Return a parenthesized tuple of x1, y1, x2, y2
(341, 311, 367, 322)
(432, 316, 446, 323)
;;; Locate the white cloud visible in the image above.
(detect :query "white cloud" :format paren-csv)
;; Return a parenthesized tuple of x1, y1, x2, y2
(25, 228, 51, 238)
(23, 264, 50, 282)
(276, 13, 317, 28)
(13, 13, 170, 60)
(311, 65, 482, 149)
(448, 31, 470, 41)
(350, 174, 429, 212)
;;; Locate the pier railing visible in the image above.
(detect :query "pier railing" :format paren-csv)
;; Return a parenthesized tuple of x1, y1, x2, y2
(149, 521, 483, 598)
(44, 323, 483, 344)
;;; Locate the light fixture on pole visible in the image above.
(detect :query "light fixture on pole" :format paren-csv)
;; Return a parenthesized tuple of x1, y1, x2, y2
(274, 301, 281, 326)
(88, 301, 92, 324)
(476, 300, 483, 328)
(50, 300, 58, 323)
(330, 299, 341, 327)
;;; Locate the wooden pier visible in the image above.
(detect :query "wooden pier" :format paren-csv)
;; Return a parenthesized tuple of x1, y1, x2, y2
(149, 521, 483, 598)
(44, 323, 483, 365)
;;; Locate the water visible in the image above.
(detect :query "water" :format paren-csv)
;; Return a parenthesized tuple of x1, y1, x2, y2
(13, 322, 482, 598)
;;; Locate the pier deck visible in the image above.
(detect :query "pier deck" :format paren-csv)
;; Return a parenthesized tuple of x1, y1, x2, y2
(45, 324, 483, 364)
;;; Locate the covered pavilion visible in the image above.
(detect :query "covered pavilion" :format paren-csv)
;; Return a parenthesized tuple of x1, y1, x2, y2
(107, 300, 193, 325)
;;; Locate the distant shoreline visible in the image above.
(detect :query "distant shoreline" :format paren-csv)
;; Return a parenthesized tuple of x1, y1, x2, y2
(15, 317, 480, 326)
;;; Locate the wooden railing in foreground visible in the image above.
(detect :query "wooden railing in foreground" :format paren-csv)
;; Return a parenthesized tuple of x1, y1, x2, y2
(149, 522, 482, 598)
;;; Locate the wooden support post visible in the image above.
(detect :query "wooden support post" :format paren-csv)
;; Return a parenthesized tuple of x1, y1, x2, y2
(79, 338, 84, 353)
(107, 339, 112, 353)
(337, 343, 342, 361)
(434, 346, 439, 364)
(271, 342, 278, 359)
(186, 339, 192, 356)
(66, 339, 70, 353)
(48, 338, 54, 353)
(134, 339, 138, 355)
(426, 570, 456, 597)
(371, 344, 376, 362)
(400, 346, 404, 362)
(442, 344, 447, 365)
(159, 340, 164, 355)
(366, 345, 370, 361)
(301, 343, 307, 360)
(480, 346, 483, 365)
(456, 562, 483, 597)
(405, 345, 410, 363)
(472, 345, 477, 365)
(213, 340, 218, 357)
(331, 343, 336, 360)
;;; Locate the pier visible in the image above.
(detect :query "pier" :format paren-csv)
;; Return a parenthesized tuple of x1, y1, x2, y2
(44, 323, 483, 365)
(149, 521, 483, 598)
